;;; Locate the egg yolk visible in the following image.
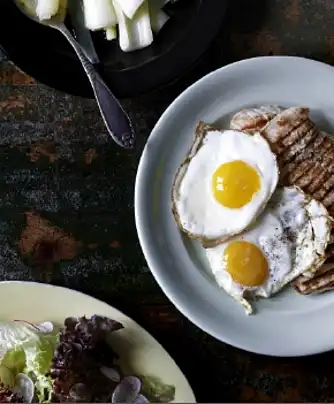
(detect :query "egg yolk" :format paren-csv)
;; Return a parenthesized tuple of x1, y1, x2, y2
(212, 160, 260, 208)
(223, 241, 268, 286)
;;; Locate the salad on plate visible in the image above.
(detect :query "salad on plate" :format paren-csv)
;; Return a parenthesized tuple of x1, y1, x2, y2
(0, 315, 175, 403)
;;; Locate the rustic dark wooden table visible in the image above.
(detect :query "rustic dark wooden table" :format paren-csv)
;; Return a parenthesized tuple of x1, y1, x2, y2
(2, 0, 334, 402)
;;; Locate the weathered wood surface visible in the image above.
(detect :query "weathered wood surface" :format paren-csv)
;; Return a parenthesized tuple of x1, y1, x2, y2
(2, 0, 334, 402)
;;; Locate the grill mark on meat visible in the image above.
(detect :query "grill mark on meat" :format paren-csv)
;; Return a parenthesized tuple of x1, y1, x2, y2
(295, 163, 325, 189)
(229, 106, 334, 294)
(278, 125, 318, 165)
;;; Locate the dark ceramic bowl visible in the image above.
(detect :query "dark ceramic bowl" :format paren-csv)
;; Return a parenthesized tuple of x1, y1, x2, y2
(0, 0, 228, 98)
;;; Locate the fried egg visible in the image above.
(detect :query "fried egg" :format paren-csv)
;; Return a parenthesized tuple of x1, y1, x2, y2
(205, 186, 332, 314)
(172, 127, 279, 244)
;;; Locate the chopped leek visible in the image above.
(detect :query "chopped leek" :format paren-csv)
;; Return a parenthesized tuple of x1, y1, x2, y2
(113, 0, 153, 52)
(83, 0, 117, 31)
(106, 25, 117, 41)
(116, 0, 145, 20)
(149, 8, 169, 34)
(36, 0, 60, 20)
(45, 0, 182, 53)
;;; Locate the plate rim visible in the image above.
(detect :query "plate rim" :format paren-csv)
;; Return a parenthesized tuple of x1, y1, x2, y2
(0, 280, 196, 402)
(135, 55, 334, 357)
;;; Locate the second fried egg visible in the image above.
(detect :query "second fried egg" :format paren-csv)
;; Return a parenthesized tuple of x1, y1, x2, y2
(205, 186, 332, 314)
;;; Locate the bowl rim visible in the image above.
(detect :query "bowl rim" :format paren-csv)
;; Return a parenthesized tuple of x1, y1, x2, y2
(0, 0, 228, 98)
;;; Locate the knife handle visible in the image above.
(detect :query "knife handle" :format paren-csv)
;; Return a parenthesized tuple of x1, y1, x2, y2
(58, 24, 135, 149)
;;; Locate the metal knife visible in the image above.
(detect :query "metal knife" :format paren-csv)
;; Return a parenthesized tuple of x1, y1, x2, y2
(67, 0, 100, 65)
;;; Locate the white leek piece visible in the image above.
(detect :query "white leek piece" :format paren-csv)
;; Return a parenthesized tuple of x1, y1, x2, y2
(113, 0, 153, 52)
(36, 0, 60, 20)
(106, 25, 117, 40)
(83, 0, 117, 31)
(117, 0, 145, 20)
(149, 8, 169, 34)
(58, 0, 68, 19)
(19, 0, 36, 16)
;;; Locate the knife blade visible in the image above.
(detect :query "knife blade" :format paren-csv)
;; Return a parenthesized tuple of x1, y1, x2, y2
(67, 0, 100, 65)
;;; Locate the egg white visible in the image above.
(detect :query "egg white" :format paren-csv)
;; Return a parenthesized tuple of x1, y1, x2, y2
(205, 186, 332, 315)
(172, 129, 279, 243)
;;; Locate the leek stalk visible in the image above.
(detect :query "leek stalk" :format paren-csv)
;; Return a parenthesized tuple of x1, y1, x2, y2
(36, 0, 60, 20)
(117, 0, 145, 20)
(113, 0, 153, 52)
(83, 0, 117, 31)
(149, 6, 169, 34)
(106, 25, 117, 40)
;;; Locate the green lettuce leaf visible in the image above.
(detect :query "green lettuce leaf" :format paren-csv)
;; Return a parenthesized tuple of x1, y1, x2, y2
(139, 374, 175, 403)
(0, 321, 59, 402)
(0, 364, 15, 388)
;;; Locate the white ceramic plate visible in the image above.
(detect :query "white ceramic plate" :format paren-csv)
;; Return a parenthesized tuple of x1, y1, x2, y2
(0, 281, 195, 403)
(135, 56, 334, 357)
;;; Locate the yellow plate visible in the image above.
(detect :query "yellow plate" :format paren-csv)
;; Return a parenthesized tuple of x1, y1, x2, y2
(0, 281, 196, 403)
